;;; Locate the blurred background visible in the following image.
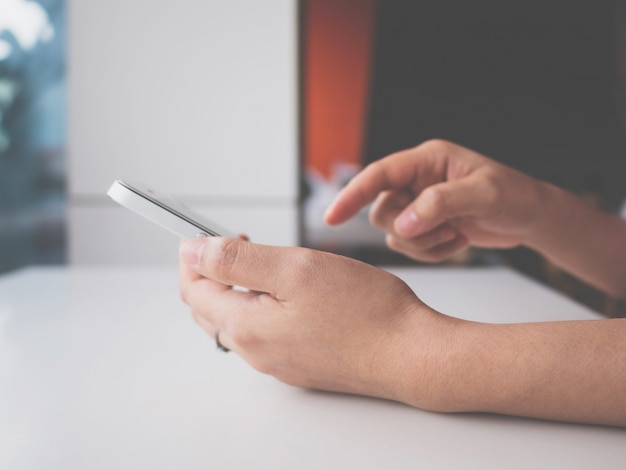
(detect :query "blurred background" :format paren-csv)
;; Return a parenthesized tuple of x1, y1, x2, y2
(1, 0, 625, 315)
(0, 0, 65, 273)
(302, 0, 626, 316)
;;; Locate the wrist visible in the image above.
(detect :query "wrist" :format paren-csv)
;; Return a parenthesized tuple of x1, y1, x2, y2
(519, 179, 626, 298)
(385, 305, 477, 412)
(398, 314, 524, 415)
(403, 318, 512, 414)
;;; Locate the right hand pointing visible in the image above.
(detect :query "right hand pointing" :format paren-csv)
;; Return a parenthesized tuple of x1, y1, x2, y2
(324, 139, 550, 263)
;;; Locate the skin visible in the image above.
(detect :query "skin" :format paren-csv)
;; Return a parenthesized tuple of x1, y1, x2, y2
(325, 139, 626, 298)
(180, 139, 626, 426)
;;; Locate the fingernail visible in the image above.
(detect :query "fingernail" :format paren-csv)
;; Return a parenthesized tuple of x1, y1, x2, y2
(395, 209, 420, 236)
(179, 237, 208, 265)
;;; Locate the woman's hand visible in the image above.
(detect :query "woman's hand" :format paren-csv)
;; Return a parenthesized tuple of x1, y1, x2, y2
(179, 236, 451, 406)
(325, 139, 550, 262)
(325, 139, 626, 298)
(178, 236, 626, 426)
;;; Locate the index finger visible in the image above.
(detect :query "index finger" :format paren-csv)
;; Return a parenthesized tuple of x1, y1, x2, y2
(323, 140, 453, 225)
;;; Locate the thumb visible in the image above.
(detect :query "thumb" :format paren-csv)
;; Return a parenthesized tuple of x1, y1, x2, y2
(393, 176, 487, 237)
(180, 237, 293, 297)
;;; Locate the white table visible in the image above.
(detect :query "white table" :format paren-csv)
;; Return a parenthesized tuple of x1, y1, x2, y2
(0, 266, 624, 469)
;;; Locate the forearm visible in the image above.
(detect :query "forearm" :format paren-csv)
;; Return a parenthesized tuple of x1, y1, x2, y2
(526, 182, 626, 299)
(412, 317, 626, 426)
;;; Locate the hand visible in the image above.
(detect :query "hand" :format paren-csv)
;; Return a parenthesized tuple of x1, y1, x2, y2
(178, 237, 626, 425)
(325, 139, 550, 262)
(179, 237, 449, 404)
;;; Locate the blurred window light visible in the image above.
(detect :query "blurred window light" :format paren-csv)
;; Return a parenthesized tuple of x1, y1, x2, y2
(0, 39, 11, 60)
(0, 0, 65, 274)
(0, 0, 52, 50)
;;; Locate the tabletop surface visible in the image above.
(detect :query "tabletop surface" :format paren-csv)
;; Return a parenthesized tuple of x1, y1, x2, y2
(0, 265, 624, 470)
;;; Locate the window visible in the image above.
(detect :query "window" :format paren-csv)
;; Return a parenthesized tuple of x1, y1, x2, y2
(0, 0, 66, 273)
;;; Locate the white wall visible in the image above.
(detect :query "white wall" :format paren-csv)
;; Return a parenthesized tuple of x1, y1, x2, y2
(68, 0, 299, 265)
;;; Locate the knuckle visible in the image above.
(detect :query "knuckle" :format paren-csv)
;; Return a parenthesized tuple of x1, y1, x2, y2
(386, 235, 413, 258)
(368, 205, 385, 228)
(364, 159, 384, 175)
(420, 186, 446, 214)
(363, 159, 393, 189)
(210, 237, 242, 282)
(228, 323, 259, 352)
(292, 248, 321, 282)
(422, 252, 446, 263)
(385, 233, 400, 251)
(179, 279, 196, 305)
(179, 285, 190, 304)
(421, 138, 452, 152)
(191, 310, 203, 327)
(386, 233, 435, 262)
(481, 170, 503, 206)
(369, 192, 400, 230)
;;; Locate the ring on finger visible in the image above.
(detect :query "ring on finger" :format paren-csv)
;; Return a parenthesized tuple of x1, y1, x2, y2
(215, 329, 230, 353)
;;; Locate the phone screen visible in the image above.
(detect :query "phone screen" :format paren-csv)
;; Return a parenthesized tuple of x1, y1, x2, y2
(108, 180, 236, 238)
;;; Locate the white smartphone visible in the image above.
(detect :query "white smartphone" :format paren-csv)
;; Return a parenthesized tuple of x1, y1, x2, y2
(106, 180, 236, 239)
